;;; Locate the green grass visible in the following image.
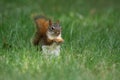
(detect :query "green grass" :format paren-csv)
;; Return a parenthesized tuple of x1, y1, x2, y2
(0, 0, 120, 80)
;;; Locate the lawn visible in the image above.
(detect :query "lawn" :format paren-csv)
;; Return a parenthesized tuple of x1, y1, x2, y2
(0, 0, 120, 80)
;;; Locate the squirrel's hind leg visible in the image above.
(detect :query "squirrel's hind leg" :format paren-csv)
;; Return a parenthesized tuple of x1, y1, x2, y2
(31, 32, 41, 46)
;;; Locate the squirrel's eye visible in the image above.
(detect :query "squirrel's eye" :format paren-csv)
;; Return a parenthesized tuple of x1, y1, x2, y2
(51, 27, 55, 30)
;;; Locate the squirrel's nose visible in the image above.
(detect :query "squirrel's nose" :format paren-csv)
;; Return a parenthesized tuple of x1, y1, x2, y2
(55, 32, 60, 35)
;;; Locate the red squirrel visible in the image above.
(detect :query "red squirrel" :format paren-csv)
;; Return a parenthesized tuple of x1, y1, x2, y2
(32, 15, 64, 48)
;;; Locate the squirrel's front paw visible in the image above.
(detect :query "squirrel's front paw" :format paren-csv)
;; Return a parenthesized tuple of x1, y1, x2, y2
(54, 38, 64, 44)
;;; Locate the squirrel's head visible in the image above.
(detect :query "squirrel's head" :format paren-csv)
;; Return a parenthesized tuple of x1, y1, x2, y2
(48, 20, 61, 36)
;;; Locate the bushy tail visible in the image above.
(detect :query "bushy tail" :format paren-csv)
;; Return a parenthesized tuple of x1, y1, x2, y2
(34, 15, 47, 21)
(31, 14, 49, 30)
(31, 14, 47, 46)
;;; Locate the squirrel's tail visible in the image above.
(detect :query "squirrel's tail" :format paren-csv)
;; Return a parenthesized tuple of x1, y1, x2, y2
(31, 14, 49, 32)
(34, 15, 47, 26)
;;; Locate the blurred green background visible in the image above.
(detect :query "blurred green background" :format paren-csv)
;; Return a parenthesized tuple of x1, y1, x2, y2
(0, 0, 120, 80)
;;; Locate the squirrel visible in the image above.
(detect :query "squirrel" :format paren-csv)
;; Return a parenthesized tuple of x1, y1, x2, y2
(32, 15, 64, 55)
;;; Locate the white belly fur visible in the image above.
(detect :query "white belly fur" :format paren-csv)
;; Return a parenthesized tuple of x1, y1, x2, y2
(42, 43, 60, 56)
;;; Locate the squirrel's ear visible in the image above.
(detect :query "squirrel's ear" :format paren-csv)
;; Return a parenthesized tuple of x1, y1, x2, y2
(56, 20, 60, 24)
(49, 20, 52, 26)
